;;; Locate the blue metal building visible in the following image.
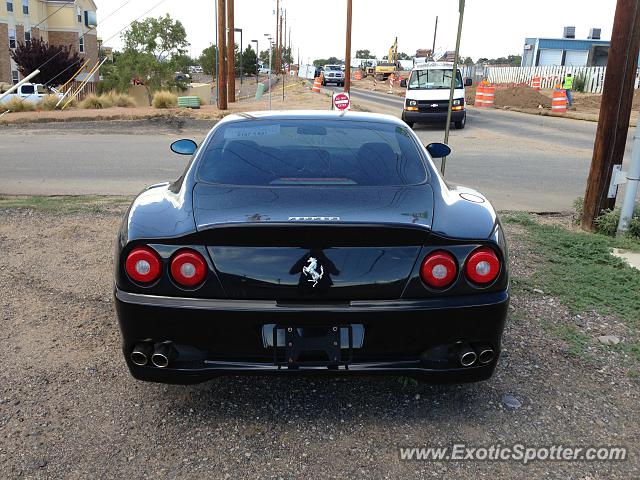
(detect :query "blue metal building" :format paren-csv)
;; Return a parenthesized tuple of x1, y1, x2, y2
(522, 27, 611, 67)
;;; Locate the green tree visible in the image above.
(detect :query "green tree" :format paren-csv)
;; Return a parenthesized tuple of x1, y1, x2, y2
(313, 57, 340, 67)
(199, 45, 218, 76)
(112, 14, 190, 95)
(259, 49, 271, 67)
(174, 53, 196, 73)
(355, 49, 375, 59)
(242, 45, 258, 75)
(463, 56, 475, 66)
(397, 52, 412, 60)
(10, 38, 81, 86)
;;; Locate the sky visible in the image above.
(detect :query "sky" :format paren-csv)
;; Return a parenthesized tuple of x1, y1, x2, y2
(94, 0, 618, 62)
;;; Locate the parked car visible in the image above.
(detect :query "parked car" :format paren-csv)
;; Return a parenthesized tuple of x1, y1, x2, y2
(258, 65, 271, 74)
(0, 83, 63, 106)
(114, 111, 509, 385)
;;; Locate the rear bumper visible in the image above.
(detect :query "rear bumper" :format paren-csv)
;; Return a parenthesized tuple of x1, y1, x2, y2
(402, 109, 465, 124)
(115, 288, 508, 384)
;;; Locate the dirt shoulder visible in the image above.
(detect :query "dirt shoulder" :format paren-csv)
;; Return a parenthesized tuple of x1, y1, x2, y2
(0, 202, 637, 479)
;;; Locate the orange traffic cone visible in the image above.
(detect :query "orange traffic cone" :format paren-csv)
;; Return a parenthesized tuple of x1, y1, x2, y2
(311, 76, 321, 93)
(551, 84, 567, 114)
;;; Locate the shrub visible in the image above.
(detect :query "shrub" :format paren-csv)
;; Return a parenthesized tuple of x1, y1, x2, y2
(80, 94, 114, 109)
(152, 90, 177, 108)
(110, 93, 136, 107)
(573, 73, 587, 93)
(39, 94, 62, 111)
(594, 205, 640, 240)
(572, 197, 584, 225)
(2, 97, 36, 112)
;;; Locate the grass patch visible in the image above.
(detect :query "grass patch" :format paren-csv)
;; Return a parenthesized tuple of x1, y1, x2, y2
(0, 195, 131, 214)
(514, 216, 640, 324)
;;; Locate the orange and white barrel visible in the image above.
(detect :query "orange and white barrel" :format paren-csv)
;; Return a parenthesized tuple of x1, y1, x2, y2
(481, 83, 495, 107)
(353, 70, 362, 81)
(474, 82, 485, 107)
(532, 76, 541, 90)
(551, 84, 567, 114)
(311, 77, 321, 93)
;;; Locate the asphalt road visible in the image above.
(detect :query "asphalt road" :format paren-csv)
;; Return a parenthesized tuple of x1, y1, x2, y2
(0, 98, 634, 211)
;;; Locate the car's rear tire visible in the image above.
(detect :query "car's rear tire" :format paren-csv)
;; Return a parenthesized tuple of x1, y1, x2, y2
(454, 113, 466, 130)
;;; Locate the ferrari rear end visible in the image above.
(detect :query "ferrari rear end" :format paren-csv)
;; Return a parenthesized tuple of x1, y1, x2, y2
(114, 112, 509, 384)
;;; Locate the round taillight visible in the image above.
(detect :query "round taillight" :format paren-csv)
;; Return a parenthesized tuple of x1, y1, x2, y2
(465, 247, 501, 284)
(125, 247, 162, 284)
(170, 250, 207, 287)
(420, 250, 458, 288)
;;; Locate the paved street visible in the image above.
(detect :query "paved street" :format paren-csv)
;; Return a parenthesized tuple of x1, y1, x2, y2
(0, 100, 633, 211)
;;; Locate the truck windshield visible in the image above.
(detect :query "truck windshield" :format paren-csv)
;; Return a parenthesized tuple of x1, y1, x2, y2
(198, 119, 427, 187)
(408, 69, 463, 90)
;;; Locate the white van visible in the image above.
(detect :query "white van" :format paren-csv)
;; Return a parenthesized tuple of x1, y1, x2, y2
(400, 62, 472, 129)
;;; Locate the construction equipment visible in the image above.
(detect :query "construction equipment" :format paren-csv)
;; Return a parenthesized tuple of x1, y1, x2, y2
(374, 37, 399, 80)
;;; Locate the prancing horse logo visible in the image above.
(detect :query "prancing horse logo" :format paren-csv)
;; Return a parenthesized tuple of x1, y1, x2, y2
(302, 257, 324, 287)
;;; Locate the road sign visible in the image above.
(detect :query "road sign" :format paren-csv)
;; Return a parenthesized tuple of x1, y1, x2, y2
(332, 92, 350, 111)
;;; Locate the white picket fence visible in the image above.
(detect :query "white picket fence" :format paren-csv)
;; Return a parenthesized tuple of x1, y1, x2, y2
(476, 66, 608, 93)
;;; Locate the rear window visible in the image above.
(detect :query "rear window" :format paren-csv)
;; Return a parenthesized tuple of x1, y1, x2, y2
(197, 119, 427, 186)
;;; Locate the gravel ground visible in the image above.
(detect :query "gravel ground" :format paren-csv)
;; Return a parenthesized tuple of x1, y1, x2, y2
(0, 209, 638, 479)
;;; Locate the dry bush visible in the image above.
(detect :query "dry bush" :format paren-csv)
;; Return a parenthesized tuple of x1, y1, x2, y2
(152, 90, 177, 108)
(109, 92, 136, 107)
(2, 97, 36, 112)
(80, 94, 114, 109)
(39, 95, 63, 111)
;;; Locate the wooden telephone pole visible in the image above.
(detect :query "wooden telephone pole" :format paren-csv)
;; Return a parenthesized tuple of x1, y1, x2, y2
(344, 0, 352, 93)
(216, 0, 227, 109)
(275, 0, 280, 72)
(227, 0, 235, 102)
(582, 0, 640, 230)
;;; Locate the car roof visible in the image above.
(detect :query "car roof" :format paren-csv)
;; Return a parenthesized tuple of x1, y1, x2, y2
(218, 110, 406, 126)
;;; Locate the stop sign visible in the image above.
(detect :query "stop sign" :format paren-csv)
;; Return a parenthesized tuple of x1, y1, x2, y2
(333, 92, 350, 111)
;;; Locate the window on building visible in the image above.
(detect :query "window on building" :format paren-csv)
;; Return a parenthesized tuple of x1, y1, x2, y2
(11, 70, 19, 84)
(24, 30, 30, 47)
(8, 27, 16, 49)
(77, 6, 82, 22)
(6, 0, 13, 13)
(79, 36, 84, 53)
(21, 0, 27, 14)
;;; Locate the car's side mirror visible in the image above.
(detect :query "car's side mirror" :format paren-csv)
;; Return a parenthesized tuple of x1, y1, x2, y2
(400, 78, 407, 88)
(426, 142, 452, 158)
(170, 139, 197, 155)
(464, 78, 473, 87)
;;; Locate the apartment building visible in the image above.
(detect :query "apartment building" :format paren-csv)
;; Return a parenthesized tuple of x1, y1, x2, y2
(1, 0, 98, 85)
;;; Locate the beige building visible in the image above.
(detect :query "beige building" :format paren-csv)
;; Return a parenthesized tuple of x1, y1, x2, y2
(0, 0, 98, 85)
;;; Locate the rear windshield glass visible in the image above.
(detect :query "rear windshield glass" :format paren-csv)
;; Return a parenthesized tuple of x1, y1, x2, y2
(197, 119, 427, 186)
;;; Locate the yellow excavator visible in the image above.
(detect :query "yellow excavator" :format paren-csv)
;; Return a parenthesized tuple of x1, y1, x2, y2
(374, 37, 399, 80)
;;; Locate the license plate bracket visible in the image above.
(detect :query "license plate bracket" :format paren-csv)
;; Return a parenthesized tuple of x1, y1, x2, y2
(273, 325, 353, 368)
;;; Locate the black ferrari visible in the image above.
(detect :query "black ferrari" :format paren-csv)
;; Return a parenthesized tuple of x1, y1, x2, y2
(114, 111, 508, 384)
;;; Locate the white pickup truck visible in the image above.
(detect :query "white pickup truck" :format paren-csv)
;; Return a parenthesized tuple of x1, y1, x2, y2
(0, 83, 63, 106)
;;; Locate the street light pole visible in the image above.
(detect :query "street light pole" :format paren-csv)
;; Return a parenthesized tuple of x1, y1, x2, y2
(235, 28, 243, 85)
(251, 39, 259, 84)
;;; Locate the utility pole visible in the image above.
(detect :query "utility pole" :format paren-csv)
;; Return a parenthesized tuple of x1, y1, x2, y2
(582, 0, 640, 231)
(344, 0, 352, 93)
(279, 11, 283, 72)
(284, 9, 287, 69)
(216, 0, 227, 109)
(275, 0, 280, 73)
(432, 16, 438, 58)
(442, 0, 465, 176)
(227, 0, 235, 103)
(235, 28, 243, 85)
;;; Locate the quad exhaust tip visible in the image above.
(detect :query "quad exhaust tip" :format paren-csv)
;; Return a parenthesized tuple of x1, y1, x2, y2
(151, 342, 177, 368)
(130, 342, 153, 366)
(458, 344, 477, 367)
(477, 345, 495, 365)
